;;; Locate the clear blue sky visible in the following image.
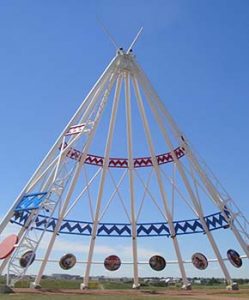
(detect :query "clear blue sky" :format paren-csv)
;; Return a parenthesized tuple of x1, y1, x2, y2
(0, 0, 249, 279)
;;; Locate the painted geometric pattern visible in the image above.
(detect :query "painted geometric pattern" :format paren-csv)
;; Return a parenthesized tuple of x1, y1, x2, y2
(66, 123, 85, 136)
(11, 211, 229, 237)
(15, 192, 48, 212)
(60, 144, 185, 168)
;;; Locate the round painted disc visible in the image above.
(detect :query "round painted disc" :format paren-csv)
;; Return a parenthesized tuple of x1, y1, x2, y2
(20, 250, 36, 268)
(227, 249, 242, 268)
(104, 255, 121, 271)
(0, 234, 18, 259)
(149, 255, 166, 271)
(59, 253, 76, 270)
(192, 252, 208, 270)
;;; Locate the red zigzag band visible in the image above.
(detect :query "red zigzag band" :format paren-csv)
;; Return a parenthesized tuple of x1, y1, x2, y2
(60, 144, 185, 168)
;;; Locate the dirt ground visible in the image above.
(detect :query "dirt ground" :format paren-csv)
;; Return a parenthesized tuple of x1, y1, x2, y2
(13, 288, 249, 300)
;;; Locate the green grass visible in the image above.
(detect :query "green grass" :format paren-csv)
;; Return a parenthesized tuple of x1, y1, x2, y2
(11, 279, 249, 290)
(14, 279, 83, 289)
(1, 278, 249, 300)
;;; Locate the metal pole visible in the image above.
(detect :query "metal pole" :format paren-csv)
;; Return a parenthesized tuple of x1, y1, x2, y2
(82, 74, 123, 289)
(136, 68, 233, 286)
(132, 74, 190, 289)
(124, 71, 139, 288)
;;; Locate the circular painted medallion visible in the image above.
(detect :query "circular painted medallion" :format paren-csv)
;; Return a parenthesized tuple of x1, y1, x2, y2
(0, 234, 18, 259)
(149, 255, 166, 271)
(192, 253, 208, 270)
(104, 255, 121, 271)
(20, 250, 36, 268)
(227, 249, 242, 268)
(59, 253, 77, 270)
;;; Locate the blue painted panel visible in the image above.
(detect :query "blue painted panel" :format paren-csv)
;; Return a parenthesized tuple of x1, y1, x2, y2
(15, 192, 48, 211)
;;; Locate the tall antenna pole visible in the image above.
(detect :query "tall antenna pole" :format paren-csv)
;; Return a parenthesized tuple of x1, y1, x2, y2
(97, 17, 119, 50)
(127, 27, 143, 53)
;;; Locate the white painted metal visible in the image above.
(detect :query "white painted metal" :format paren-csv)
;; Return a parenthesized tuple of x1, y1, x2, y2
(125, 71, 139, 288)
(1, 46, 248, 292)
(160, 168, 198, 216)
(99, 170, 130, 222)
(10, 254, 248, 265)
(82, 74, 123, 289)
(136, 169, 153, 222)
(97, 17, 119, 50)
(133, 58, 249, 260)
(138, 70, 233, 285)
(83, 167, 94, 221)
(127, 27, 143, 53)
(185, 147, 249, 259)
(0, 212, 36, 276)
(33, 70, 119, 287)
(171, 163, 176, 219)
(132, 74, 190, 289)
(5, 60, 119, 287)
(0, 56, 118, 237)
(196, 157, 249, 243)
(64, 167, 102, 218)
(135, 169, 168, 221)
(7, 163, 74, 287)
(26, 70, 116, 194)
(143, 73, 248, 260)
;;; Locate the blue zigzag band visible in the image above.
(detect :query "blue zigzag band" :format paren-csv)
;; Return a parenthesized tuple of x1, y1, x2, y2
(11, 211, 229, 237)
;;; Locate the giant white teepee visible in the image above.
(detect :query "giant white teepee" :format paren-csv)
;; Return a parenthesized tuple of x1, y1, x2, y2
(0, 44, 248, 290)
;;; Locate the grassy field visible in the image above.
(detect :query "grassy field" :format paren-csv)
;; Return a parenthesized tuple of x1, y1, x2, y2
(7, 278, 249, 290)
(0, 278, 249, 300)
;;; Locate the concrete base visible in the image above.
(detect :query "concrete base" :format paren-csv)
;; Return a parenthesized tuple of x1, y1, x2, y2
(226, 282, 239, 290)
(80, 283, 88, 290)
(132, 283, 140, 289)
(0, 285, 14, 294)
(30, 282, 41, 289)
(182, 283, 192, 290)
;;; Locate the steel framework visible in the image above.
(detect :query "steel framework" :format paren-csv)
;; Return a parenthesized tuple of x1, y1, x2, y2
(0, 45, 248, 290)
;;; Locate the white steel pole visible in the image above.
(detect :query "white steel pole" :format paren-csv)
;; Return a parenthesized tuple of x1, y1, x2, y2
(64, 168, 102, 218)
(32, 71, 119, 287)
(134, 61, 249, 260)
(185, 147, 249, 259)
(124, 71, 139, 288)
(132, 75, 190, 289)
(0, 56, 118, 236)
(82, 74, 123, 289)
(137, 70, 233, 286)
